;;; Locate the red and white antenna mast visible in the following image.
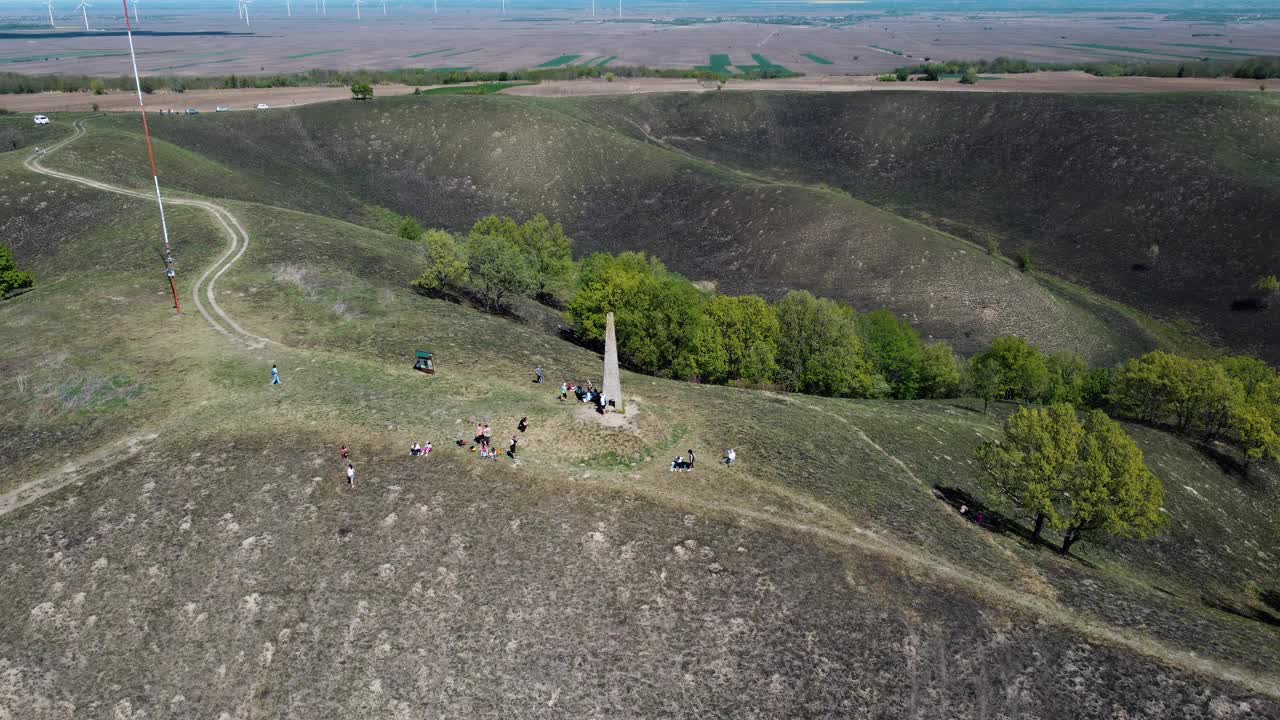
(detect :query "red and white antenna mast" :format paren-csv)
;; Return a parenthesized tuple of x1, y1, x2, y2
(121, 0, 181, 314)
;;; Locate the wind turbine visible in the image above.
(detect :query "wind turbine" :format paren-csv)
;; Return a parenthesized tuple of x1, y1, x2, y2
(75, 0, 90, 30)
(617, 0, 621, 17)
(380, 0, 386, 15)
(322, 0, 326, 15)
(131, 0, 140, 24)
(501, 0, 505, 14)
(237, 0, 243, 19)
(286, 0, 291, 16)
(591, 0, 594, 16)
(241, 0, 252, 26)
(353, 0, 362, 20)
(45, 0, 55, 27)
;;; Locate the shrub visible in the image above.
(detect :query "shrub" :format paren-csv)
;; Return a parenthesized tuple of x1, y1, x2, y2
(0, 244, 35, 296)
(895, 68, 910, 81)
(397, 216, 423, 241)
(959, 68, 978, 84)
(877, 74, 898, 82)
(605, 72, 615, 82)
(1016, 247, 1034, 272)
(1255, 275, 1280, 294)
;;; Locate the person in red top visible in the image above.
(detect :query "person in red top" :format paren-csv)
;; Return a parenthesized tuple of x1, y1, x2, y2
(340, 445, 350, 460)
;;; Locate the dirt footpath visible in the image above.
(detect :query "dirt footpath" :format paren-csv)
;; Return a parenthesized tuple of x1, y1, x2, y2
(505, 72, 1271, 97)
(0, 84, 420, 113)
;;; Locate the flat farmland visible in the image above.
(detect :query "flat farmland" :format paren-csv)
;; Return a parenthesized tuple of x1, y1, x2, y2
(1, 7, 1278, 78)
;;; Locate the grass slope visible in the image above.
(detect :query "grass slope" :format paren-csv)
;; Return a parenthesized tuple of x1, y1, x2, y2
(562, 91, 1280, 362)
(51, 100, 1166, 363)
(0, 128, 1278, 716)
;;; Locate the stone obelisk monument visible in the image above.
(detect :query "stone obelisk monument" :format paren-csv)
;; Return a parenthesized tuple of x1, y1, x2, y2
(603, 311, 623, 414)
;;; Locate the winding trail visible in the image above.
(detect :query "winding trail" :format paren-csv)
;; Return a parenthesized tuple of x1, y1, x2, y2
(4, 120, 278, 519)
(25, 119, 277, 349)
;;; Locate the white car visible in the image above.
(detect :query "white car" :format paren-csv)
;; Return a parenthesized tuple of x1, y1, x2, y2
(255, 103, 270, 110)
(215, 106, 230, 112)
(33, 114, 50, 125)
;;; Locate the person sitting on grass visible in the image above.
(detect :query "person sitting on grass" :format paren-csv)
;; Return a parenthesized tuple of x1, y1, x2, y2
(518, 416, 528, 433)
(724, 448, 736, 466)
(560, 382, 568, 402)
(422, 441, 432, 458)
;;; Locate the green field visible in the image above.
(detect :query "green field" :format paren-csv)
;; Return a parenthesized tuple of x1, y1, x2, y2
(536, 54, 582, 68)
(408, 47, 454, 58)
(284, 48, 346, 60)
(595, 55, 617, 67)
(733, 53, 798, 76)
(1064, 43, 1205, 59)
(869, 44, 905, 56)
(802, 53, 834, 64)
(694, 53, 734, 73)
(443, 48, 482, 57)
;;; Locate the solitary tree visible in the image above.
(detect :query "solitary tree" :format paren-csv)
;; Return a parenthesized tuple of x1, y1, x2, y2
(975, 404, 1083, 541)
(1056, 410, 1166, 554)
(351, 82, 374, 100)
(976, 405, 1166, 553)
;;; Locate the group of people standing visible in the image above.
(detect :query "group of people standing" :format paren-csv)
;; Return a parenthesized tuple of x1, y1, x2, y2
(463, 419, 522, 460)
(560, 379, 612, 414)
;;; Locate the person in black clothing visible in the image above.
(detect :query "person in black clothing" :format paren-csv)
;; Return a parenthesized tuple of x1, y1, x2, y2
(508, 436, 519, 459)
(518, 416, 528, 433)
(687, 449, 696, 469)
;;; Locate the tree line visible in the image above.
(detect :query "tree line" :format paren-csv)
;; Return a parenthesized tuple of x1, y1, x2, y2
(893, 55, 1280, 80)
(0, 63, 737, 96)
(404, 214, 1280, 481)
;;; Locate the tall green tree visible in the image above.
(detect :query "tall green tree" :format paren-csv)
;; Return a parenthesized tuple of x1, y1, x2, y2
(774, 291, 875, 398)
(565, 252, 708, 378)
(465, 223, 536, 311)
(1229, 403, 1280, 479)
(411, 230, 469, 295)
(704, 294, 780, 384)
(976, 404, 1166, 553)
(918, 341, 962, 399)
(861, 309, 924, 399)
(1057, 410, 1166, 554)
(975, 404, 1084, 541)
(1044, 351, 1089, 405)
(972, 335, 1049, 405)
(514, 213, 575, 300)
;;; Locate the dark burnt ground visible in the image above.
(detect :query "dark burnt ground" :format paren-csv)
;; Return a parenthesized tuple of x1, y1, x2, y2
(54, 99, 1159, 362)
(567, 91, 1280, 362)
(0, 433, 1274, 720)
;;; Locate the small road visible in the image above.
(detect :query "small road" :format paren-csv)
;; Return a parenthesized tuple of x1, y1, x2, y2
(4, 119, 279, 519)
(25, 119, 277, 349)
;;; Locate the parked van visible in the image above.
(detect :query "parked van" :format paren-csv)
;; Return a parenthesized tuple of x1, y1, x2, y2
(33, 114, 50, 125)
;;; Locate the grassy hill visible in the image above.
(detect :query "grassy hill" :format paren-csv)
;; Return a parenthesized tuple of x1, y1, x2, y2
(46, 98, 1187, 364)
(0, 111, 1278, 717)
(562, 90, 1280, 363)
